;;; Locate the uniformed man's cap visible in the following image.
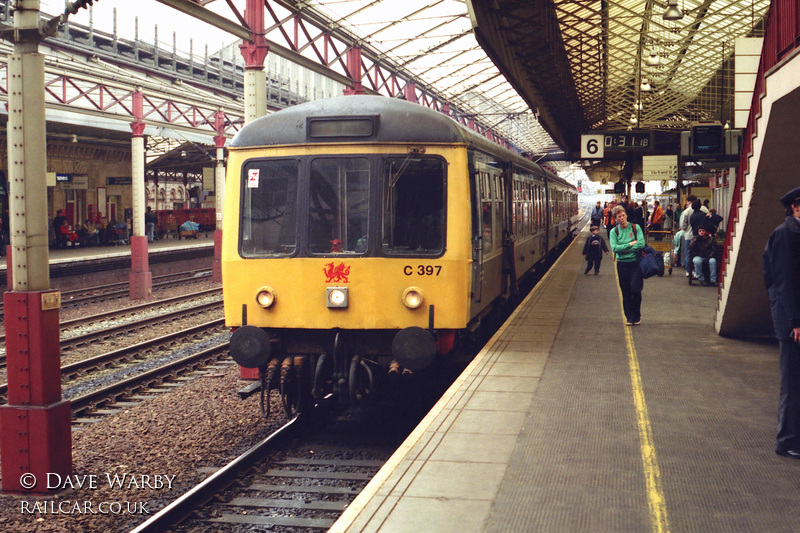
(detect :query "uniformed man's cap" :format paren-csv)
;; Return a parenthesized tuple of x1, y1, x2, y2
(780, 186, 800, 207)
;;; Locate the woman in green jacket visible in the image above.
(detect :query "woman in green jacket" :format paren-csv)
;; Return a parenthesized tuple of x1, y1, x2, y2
(610, 205, 645, 325)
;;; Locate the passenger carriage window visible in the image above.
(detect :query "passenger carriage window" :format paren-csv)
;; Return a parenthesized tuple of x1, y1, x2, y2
(493, 175, 503, 251)
(308, 158, 370, 255)
(382, 156, 445, 256)
(522, 183, 530, 236)
(538, 185, 545, 228)
(240, 159, 299, 257)
(480, 172, 493, 253)
(516, 181, 522, 234)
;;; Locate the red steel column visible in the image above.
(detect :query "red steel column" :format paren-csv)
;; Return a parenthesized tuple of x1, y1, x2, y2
(343, 47, 365, 95)
(0, 0, 72, 494)
(404, 82, 417, 102)
(129, 87, 152, 300)
(212, 109, 226, 284)
(238, 0, 269, 379)
(239, 0, 269, 123)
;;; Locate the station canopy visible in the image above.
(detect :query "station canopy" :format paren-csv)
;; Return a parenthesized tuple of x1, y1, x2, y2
(303, 0, 770, 164)
(54, 0, 770, 170)
(303, 0, 563, 158)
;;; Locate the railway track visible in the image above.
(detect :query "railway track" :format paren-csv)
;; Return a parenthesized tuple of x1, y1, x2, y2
(202, 455, 385, 530)
(0, 269, 213, 321)
(130, 416, 303, 533)
(57, 287, 221, 333)
(60, 318, 226, 381)
(0, 292, 221, 366)
(68, 341, 233, 421)
(0, 302, 226, 401)
(59, 269, 213, 307)
(131, 396, 405, 533)
(58, 300, 223, 354)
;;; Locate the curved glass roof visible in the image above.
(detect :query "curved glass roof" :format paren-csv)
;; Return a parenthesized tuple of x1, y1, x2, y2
(304, 0, 562, 156)
(43, 0, 773, 160)
(301, 0, 771, 159)
(554, 0, 771, 132)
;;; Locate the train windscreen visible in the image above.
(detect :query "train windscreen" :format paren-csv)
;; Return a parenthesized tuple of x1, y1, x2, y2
(381, 156, 445, 256)
(240, 159, 299, 257)
(308, 158, 370, 255)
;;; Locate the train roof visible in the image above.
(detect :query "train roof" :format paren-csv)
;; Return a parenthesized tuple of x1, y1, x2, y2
(232, 95, 465, 147)
(231, 95, 574, 190)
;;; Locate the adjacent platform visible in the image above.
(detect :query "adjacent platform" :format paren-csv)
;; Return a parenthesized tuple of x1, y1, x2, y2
(0, 235, 214, 285)
(331, 226, 799, 532)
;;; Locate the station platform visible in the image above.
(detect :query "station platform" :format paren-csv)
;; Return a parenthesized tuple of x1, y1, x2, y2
(331, 226, 799, 533)
(0, 234, 214, 284)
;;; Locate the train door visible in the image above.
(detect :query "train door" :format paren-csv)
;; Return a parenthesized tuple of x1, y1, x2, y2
(469, 154, 483, 306)
(502, 166, 517, 298)
(543, 179, 551, 252)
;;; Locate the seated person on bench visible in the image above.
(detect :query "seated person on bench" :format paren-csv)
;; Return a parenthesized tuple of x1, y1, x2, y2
(690, 222, 717, 286)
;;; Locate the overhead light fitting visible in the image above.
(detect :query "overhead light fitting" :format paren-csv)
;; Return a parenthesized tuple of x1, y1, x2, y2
(663, 0, 684, 20)
(645, 52, 662, 67)
(640, 78, 652, 92)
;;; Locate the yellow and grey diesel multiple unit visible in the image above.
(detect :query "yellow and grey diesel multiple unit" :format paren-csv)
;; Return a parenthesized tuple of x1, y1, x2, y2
(222, 95, 578, 415)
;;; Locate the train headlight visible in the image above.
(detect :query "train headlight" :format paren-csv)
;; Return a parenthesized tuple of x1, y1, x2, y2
(256, 286, 276, 308)
(402, 287, 424, 309)
(327, 287, 348, 308)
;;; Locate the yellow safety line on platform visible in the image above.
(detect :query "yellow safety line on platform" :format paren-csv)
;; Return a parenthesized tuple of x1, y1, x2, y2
(614, 263, 671, 533)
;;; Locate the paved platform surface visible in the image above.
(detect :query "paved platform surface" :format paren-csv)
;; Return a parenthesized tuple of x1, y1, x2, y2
(331, 226, 800, 533)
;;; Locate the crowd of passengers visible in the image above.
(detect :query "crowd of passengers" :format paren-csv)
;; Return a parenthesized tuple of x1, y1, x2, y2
(589, 193, 723, 286)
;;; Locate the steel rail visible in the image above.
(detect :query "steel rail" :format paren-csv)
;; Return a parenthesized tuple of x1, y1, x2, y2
(0, 269, 213, 321)
(68, 342, 231, 417)
(129, 415, 302, 533)
(52, 271, 213, 308)
(0, 304, 224, 395)
(60, 318, 226, 380)
(57, 287, 221, 331)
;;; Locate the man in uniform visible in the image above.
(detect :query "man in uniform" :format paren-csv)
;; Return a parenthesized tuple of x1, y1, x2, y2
(763, 186, 800, 459)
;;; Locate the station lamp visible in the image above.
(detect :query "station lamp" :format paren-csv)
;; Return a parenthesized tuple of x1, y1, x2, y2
(663, 0, 684, 20)
(645, 52, 662, 67)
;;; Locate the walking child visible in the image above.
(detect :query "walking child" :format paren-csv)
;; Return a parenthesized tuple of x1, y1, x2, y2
(583, 225, 609, 275)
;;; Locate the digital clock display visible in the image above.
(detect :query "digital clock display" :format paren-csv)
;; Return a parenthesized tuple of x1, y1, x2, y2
(604, 132, 652, 149)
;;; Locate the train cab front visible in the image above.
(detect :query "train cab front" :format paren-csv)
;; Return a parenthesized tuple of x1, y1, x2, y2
(222, 151, 471, 412)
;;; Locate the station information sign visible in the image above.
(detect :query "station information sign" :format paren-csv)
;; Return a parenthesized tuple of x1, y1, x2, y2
(604, 132, 652, 150)
(581, 132, 654, 159)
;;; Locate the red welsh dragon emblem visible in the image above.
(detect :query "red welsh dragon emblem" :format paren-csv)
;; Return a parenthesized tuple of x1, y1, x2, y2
(323, 262, 351, 283)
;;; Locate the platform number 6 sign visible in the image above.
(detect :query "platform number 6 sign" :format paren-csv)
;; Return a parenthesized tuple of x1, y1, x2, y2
(580, 134, 604, 159)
